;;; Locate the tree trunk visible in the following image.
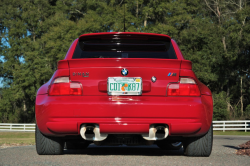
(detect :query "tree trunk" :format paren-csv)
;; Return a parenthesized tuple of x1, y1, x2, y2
(144, 13, 147, 27)
(240, 77, 243, 116)
(23, 100, 27, 112)
(227, 80, 230, 113)
(222, 37, 227, 53)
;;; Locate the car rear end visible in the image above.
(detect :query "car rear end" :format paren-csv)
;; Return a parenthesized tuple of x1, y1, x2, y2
(35, 32, 213, 156)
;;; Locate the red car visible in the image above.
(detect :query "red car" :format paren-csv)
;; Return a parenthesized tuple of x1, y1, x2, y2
(35, 32, 213, 156)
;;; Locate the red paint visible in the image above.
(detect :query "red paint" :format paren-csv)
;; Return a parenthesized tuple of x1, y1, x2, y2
(64, 39, 78, 60)
(36, 32, 213, 139)
(79, 32, 171, 41)
(142, 81, 151, 92)
(99, 124, 149, 134)
(68, 59, 180, 96)
(180, 60, 192, 70)
(171, 39, 185, 60)
(36, 95, 211, 137)
(98, 81, 107, 92)
(57, 60, 69, 69)
(46, 122, 78, 134)
(68, 58, 181, 68)
(201, 95, 213, 127)
(170, 123, 202, 135)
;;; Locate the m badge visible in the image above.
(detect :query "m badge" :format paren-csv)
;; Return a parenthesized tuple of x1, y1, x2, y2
(168, 73, 177, 76)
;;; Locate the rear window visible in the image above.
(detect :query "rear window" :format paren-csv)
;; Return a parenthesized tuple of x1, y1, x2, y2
(72, 36, 177, 59)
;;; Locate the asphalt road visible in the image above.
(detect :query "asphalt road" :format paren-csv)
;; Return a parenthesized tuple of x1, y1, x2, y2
(0, 135, 249, 166)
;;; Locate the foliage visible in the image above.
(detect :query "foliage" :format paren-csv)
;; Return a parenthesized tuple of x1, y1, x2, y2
(213, 92, 229, 120)
(0, 0, 250, 122)
(245, 105, 250, 119)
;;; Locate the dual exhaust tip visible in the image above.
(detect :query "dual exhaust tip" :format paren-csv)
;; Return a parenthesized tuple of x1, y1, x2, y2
(80, 124, 108, 141)
(80, 124, 169, 141)
(142, 125, 169, 141)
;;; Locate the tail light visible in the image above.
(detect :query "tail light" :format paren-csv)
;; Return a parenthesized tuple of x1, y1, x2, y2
(167, 78, 200, 96)
(48, 77, 82, 96)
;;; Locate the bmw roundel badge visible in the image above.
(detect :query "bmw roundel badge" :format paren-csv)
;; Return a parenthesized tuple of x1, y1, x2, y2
(121, 68, 128, 76)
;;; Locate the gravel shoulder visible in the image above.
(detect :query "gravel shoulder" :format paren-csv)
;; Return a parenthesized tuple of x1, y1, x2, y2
(0, 136, 249, 166)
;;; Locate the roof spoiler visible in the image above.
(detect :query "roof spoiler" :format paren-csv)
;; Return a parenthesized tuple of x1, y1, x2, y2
(78, 32, 171, 42)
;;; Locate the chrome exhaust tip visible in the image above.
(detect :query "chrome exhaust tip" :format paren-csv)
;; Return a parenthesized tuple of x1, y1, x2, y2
(142, 125, 169, 141)
(155, 126, 166, 138)
(80, 124, 108, 141)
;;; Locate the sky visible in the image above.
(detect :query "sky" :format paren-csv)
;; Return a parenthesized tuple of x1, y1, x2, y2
(0, 38, 7, 88)
(0, 56, 3, 88)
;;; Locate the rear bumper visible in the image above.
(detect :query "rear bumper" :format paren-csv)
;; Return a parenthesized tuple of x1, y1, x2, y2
(36, 95, 213, 137)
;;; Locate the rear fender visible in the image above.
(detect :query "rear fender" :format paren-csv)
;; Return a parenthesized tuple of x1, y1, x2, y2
(37, 68, 69, 95)
(179, 69, 211, 96)
(201, 95, 213, 128)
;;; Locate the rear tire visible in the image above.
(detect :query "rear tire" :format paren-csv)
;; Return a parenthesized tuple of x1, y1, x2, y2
(36, 125, 64, 155)
(183, 125, 213, 157)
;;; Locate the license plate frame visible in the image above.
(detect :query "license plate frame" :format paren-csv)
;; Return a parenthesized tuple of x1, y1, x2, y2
(107, 77, 142, 95)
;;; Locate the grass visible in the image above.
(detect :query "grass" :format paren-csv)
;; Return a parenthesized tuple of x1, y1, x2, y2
(213, 130, 250, 136)
(0, 132, 35, 146)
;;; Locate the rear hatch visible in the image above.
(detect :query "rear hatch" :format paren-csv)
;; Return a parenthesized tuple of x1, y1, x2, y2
(68, 33, 181, 96)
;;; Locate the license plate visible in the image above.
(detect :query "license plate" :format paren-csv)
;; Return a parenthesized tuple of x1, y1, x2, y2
(108, 77, 142, 95)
